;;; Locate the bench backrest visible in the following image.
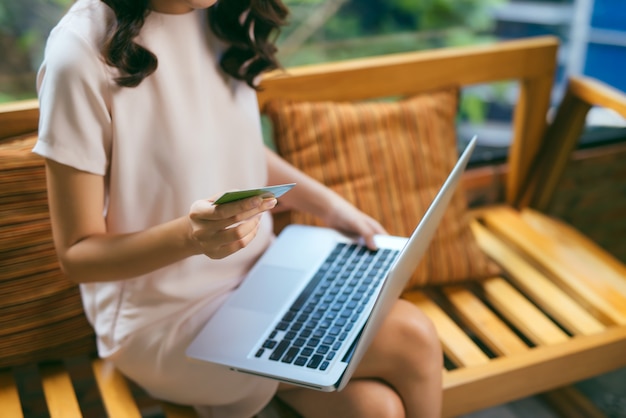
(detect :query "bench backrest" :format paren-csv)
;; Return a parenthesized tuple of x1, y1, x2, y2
(0, 35, 563, 369)
(257, 36, 560, 208)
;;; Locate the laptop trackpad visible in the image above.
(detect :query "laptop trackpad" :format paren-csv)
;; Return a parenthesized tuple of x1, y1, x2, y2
(227, 265, 307, 314)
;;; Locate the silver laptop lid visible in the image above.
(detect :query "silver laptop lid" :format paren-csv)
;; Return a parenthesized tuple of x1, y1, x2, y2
(335, 135, 477, 390)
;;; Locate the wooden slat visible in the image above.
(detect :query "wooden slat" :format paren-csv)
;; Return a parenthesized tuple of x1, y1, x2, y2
(442, 326, 626, 418)
(92, 359, 142, 418)
(480, 206, 626, 325)
(521, 208, 626, 298)
(443, 286, 529, 356)
(39, 362, 82, 418)
(0, 369, 24, 418)
(541, 386, 608, 418)
(472, 219, 607, 336)
(161, 401, 198, 418)
(481, 278, 569, 346)
(403, 291, 489, 367)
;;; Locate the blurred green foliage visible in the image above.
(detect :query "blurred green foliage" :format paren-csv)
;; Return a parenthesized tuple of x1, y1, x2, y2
(278, 0, 507, 123)
(279, 0, 504, 54)
(1, 0, 506, 122)
(0, 0, 73, 102)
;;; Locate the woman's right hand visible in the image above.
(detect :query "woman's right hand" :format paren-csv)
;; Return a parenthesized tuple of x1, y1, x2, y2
(187, 195, 277, 259)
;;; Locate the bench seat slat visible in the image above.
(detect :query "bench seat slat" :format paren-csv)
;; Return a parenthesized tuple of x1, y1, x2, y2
(541, 386, 608, 418)
(161, 401, 199, 418)
(481, 207, 626, 325)
(442, 286, 529, 356)
(471, 219, 606, 336)
(0, 369, 24, 418)
(39, 362, 83, 418)
(402, 291, 489, 367)
(481, 278, 569, 346)
(91, 359, 142, 418)
(521, 208, 626, 298)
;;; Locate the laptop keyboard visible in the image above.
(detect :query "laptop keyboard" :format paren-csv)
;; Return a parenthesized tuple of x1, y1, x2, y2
(254, 243, 399, 371)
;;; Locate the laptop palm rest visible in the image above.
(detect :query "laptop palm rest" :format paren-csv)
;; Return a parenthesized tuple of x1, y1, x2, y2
(227, 265, 308, 315)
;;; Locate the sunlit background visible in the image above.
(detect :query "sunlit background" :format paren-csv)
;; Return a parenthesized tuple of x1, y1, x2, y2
(1, 1, 625, 148)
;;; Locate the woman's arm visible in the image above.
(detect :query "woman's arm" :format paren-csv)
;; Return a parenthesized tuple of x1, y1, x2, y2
(45, 159, 277, 283)
(264, 147, 385, 248)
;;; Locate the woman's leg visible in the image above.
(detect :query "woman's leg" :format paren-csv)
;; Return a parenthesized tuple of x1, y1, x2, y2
(276, 299, 443, 418)
(276, 379, 404, 418)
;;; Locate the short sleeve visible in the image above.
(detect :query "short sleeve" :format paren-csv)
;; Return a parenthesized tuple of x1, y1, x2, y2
(34, 25, 112, 176)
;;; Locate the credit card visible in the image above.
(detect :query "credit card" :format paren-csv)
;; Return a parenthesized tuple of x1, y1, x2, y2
(213, 183, 296, 205)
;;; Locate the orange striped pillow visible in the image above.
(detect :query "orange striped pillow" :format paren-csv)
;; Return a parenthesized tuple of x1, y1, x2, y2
(265, 89, 500, 287)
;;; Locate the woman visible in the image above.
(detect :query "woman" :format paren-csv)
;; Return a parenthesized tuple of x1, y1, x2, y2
(35, 0, 443, 416)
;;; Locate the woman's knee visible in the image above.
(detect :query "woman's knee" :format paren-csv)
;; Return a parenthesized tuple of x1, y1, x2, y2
(276, 380, 404, 418)
(348, 380, 405, 418)
(382, 300, 442, 369)
(394, 300, 439, 345)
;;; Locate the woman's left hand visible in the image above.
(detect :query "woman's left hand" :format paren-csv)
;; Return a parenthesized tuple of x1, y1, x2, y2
(320, 196, 387, 250)
(264, 148, 386, 249)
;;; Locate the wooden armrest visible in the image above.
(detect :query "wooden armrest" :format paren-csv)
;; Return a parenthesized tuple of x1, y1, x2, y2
(568, 76, 626, 117)
(443, 326, 626, 416)
(0, 99, 39, 140)
(518, 76, 626, 209)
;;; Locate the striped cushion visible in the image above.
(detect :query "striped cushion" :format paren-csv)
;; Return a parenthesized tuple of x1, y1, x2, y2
(265, 89, 500, 287)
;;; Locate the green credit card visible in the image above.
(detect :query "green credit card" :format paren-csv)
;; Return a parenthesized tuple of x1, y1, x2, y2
(213, 183, 296, 205)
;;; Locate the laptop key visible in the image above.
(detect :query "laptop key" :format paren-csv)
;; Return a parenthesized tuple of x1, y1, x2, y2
(263, 340, 277, 349)
(269, 340, 290, 361)
(307, 354, 324, 369)
(291, 273, 325, 311)
(281, 347, 299, 364)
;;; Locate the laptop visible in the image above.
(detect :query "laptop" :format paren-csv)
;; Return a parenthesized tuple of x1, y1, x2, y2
(186, 135, 478, 391)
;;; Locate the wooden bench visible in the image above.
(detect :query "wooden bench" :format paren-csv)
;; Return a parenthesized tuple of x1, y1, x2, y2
(2, 35, 626, 417)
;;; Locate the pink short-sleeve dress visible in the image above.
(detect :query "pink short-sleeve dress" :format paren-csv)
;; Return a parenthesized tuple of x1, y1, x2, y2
(34, 1, 279, 416)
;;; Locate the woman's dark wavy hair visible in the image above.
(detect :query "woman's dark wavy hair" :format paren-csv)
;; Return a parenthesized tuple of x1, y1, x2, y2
(100, 0, 289, 88)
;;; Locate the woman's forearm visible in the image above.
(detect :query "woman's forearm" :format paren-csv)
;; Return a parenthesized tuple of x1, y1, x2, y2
(45, 158, 199, 283)
(265, 147, 340, 220)
(60, 215, 198, 283)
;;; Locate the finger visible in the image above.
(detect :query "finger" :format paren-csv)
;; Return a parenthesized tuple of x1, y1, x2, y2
(208, 216, 263, 259)
(196, 196, 276, 221)
(191, 197, 276, 236)
(362, 218, 388, 251)
(191, 195, 261, 222)
(227, 197, 277, 224)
